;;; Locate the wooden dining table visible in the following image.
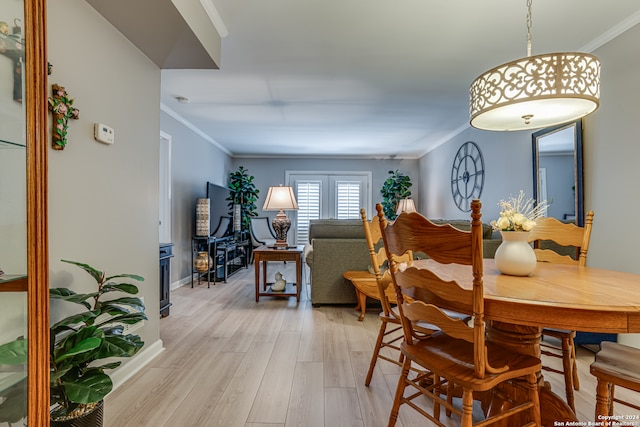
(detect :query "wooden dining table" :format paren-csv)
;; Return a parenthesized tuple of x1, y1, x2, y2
(413, 258, 640, 426)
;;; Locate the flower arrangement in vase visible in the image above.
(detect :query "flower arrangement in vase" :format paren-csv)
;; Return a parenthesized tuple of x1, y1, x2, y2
(491, 191, 548, 276)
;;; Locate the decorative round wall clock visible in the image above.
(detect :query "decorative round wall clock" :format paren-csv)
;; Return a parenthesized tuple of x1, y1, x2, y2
(450, 141, 485, 212)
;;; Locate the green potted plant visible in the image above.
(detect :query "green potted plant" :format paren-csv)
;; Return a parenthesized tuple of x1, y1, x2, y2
(227, 166, 260, 234)
(0, 260, 147, 426)
(380, 169, 413, 220)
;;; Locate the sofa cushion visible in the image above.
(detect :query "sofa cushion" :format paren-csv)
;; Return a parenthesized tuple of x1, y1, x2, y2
(308, 219, 364, 241)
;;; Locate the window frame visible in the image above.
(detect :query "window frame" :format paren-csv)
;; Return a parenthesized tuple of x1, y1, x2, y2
(286, 171, 372, 245)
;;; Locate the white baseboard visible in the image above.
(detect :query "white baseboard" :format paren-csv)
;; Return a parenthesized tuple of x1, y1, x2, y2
(108, 338, 164, 392)
(171, 275, 193, 290)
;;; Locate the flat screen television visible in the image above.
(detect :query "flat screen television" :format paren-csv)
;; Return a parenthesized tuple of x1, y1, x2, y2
(206, 182, 232, 237)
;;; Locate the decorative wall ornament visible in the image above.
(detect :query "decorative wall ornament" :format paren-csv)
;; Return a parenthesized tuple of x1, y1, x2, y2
(272, 271, 286, 292)
(48, 84, 79, 150)
(451, 142, 484, 212)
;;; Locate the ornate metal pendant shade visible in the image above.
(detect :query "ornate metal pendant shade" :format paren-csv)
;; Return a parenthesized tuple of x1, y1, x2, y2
(469, 1, 600, 131)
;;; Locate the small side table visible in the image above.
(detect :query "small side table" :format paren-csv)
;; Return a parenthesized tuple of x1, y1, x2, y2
(253, 245, 304, 302)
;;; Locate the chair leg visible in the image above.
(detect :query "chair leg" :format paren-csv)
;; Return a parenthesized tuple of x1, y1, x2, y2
(446, 381, 454, 417)
(365, 318, 388, 386)
(595, 379, 611, 424)
(526, 373, 541, 427)
(461, 389, 473, 427)
(388, 358, 410, 427)
(433, 375, 441, 421)
(561, 336, 576, 412)
(609, 384, 615, 416)
(570, 338, 580, 390)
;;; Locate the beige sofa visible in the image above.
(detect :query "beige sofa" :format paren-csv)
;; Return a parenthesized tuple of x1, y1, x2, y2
(304, 218, 501, 306)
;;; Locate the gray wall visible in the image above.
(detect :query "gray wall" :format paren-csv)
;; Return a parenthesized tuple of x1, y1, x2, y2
(232, 157, 420, 221)
(419, 129, 532, 222)
(48, 0, 162, 368)
(160, 110, 233, 284)
(586, 23, 640, 279)
(419, 23, 640, 346)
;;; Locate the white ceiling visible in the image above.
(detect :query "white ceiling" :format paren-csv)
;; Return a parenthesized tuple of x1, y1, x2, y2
(153, 1, 640, 158)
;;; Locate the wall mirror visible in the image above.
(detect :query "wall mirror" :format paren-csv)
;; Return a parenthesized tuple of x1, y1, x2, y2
(532, 119, 584, 226)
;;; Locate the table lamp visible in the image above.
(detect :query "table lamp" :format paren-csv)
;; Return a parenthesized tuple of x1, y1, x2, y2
(395, 198, 417, 216)
(262, 185, 298, 247)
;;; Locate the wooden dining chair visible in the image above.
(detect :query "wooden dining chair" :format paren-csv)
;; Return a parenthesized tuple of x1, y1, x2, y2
(379, 200, 541, 427)
(357, 208, 416, 386)
(527, 211, 594, 412)
(342, 210, 393, 321)
(589, 341, 640, 421)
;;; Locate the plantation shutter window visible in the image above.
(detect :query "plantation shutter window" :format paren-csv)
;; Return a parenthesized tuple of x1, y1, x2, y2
(295, 181, 321, 245)
(287, 171, 371, 245)
(335, 181, 361, 219)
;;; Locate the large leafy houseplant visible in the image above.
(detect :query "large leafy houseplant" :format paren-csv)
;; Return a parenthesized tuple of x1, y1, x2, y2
(227, 166, 260, 234)
(380, 169, 413, 220)
(0, 260, 147, 423)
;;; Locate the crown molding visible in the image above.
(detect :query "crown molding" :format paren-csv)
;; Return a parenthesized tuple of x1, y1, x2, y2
(200, 0, 228, 38)
(160, 103, 232, 156)
(581, 10, 640, 53)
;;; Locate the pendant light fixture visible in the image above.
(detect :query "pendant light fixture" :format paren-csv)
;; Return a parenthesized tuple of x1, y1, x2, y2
(469, 0, 600, 131)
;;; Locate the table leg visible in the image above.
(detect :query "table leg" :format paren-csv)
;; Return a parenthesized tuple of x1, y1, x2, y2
(262, 260, 267, 291)
(296, 254, 301, 302)
(254, 255, 260, 302)
(354, 289, 367, 321)
(486, 321, 578, 426)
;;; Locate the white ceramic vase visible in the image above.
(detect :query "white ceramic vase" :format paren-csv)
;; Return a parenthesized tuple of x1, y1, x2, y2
(494, 231, 537, 276)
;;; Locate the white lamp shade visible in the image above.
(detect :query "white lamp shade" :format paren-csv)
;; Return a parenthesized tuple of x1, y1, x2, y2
(262, 186, 299, 211)
(396, 198, 417, 216)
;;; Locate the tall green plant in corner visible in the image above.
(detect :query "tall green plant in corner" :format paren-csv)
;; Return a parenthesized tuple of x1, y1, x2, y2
(227, 166, 260, 234)
(380, 169, 412, 220)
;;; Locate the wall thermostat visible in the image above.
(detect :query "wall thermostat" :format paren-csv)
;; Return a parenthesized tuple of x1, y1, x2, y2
(94, 123, 115, 145)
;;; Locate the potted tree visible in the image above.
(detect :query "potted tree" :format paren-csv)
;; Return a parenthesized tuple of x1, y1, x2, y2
(227, 166, 260, 235)
(380, 169, 413, 220)
(0, 260, 147, 426)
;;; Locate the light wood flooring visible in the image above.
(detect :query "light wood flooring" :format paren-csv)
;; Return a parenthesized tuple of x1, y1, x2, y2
(105, 263, 640, 426)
